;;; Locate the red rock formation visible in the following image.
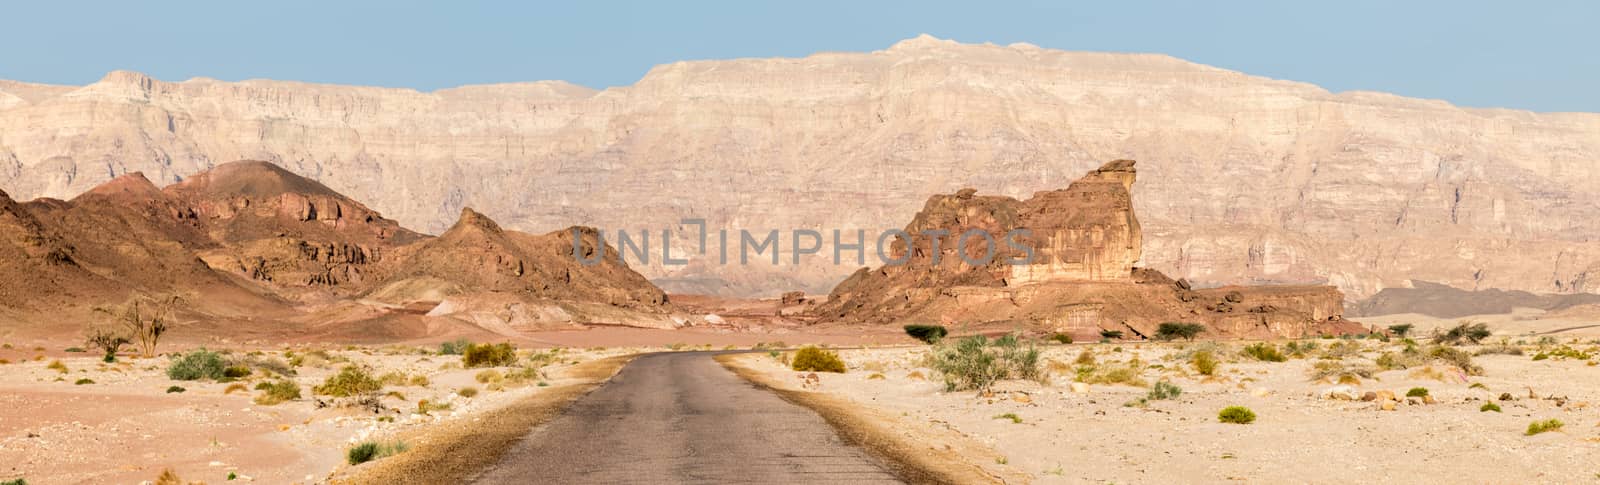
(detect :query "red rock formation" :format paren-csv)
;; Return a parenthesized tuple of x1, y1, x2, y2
(815, 160, 1359, 340)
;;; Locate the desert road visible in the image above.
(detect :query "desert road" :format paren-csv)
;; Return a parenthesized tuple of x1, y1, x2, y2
(472, 352, 904, 484)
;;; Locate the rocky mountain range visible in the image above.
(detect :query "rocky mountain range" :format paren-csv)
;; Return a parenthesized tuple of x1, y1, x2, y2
(4, 35, 1600, 305)
(0, 160, 673, 338)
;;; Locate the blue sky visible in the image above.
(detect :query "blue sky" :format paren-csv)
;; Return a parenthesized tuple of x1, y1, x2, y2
(3, 1, 1596, 112)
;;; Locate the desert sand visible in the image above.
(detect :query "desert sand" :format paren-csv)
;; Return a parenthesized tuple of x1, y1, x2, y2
(0, 342, 631, 484)
(729, 332, 1600, 484)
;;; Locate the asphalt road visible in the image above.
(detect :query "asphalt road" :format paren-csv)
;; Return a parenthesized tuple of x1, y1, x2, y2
(472, 352, 904, 484)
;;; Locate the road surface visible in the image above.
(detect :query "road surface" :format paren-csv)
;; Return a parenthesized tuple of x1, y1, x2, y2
(472, 352, 903, 484)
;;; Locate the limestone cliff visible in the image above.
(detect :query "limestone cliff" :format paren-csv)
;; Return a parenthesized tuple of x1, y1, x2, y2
(4, 36, 1600, 304)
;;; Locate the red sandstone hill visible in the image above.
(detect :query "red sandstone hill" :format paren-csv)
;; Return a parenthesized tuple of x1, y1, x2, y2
(814, 160, 1362, 340)
(0, 160, 674, 339)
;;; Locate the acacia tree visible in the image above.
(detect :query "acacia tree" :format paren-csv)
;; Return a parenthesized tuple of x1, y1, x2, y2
(95, 294, 181, 358)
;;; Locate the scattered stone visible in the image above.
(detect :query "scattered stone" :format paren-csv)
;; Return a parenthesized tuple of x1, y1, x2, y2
(1320, 385, 1360, 401)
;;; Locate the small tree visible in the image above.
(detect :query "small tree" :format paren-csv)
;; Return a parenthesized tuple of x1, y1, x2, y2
(902, 325, 948, 344)
(96, 294, 181, 358)
(84, 327, 130, 363)
(1436, 321, 1491, 345)
(1387, 324, 1414, 338)
(1156, 322, 1206, 341)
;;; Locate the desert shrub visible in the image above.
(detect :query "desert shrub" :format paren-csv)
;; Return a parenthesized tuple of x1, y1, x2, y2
(993, 413, 1022, 424)
(254, 380, 301, 405)
(245, 356, 295, 376)
(1, 478, 24, 485)
(1156, 322, 1206, 341)
(46, 360, 67, 373)
(347, 440, 409, 465)
(1100, 329, 1124, 340)
(1147, 381, 1182, 400)
(1191, 350, 1219, 376)
(223, 383, 248, 394)
(1475, 344, 1524, 356)
(1387, 324, 1414, 337)
(378, 371, 409, 387)
(416, 399, 452, 414)
(1218, 406, 1256, 424)
(315, 366, 382, 397)
(1524, 419, 1564, 436)
(438, 339, 472, 355)
(166, 349, 228, 381)
(1241, 343, 1287, 362)
(462, 343, 517, 368)
(1284, 340, 1318, 358)
(525, 349, 561, 368)
(1317, 340, 1364, 360)
(902, 324, 948, 344)
(222, 365, 252, 380)
(925, 335, 1043, 392)
(1480, 403, 1502, 413)
(457, 387, 479, 398)
(165, 385, 185, 393)
(1074, 348, 1096, 366)
(1405, 387, 1429, 398)
(74, 378, 94, 385)
(1532, 346, 1592, 361)
(1436, 321, 1491, 345)
(1078, 361, 1148, 387)
(408, 375, 431, 387)
(475, 369, 504, 383)
(84, 327, 129, 363)
(1427, 345, 1484, 375)
(791, 346, 847, 373)
(1051, 333, 1072, 344)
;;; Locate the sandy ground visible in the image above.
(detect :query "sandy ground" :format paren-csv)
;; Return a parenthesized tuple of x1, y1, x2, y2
(1361, 307, 1600, 339)
(0, 342, 631, 484)
(733, 336, 1600, 484)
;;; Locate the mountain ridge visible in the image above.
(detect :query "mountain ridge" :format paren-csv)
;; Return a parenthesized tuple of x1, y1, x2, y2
(4, 35, 1599, 303)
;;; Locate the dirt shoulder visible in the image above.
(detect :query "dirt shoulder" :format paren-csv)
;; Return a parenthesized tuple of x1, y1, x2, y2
(334, 354, 636, 484)
(717, 353, 1028, 485)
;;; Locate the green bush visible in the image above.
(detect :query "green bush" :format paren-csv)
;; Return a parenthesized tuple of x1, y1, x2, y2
(1241, 343, 1287, 362)
(791, 346, 847, 373)
(902, 325, 948, 344)
(1436, 322, 1491, 345)
(3, 478, 26, 485)
(462, 343, 517, 368)
(1192, 350, 1219, 376)
(1156, 322, 1206, 341)
(347, 440, 409, 465)
(315, 366, 382, 397)
(1524, 419, 1563, 436)
(1147, 381, 1182, 401)
(254, 380, 301, 405)
(993, 412, 1022, 424)
(1480, 403, 1502, 413)
(1218, 406, 1256, 424)
(166, 349, 228, 381)
(1405, 387, 1429, 398)
(1099, 329, 1124, 340)
(438, 339, 471, 355)
(73, 378, 94, 385)
(1050, 333, 1072, 344)
(925, 335, 1042, 392)
(165, 385, 186, 393)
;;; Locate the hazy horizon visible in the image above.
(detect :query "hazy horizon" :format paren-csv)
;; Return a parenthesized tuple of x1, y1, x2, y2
(3, 1, 1597, 113)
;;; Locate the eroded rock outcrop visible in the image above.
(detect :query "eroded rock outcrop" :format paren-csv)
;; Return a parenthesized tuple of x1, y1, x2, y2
(815, 160, 1359, 340)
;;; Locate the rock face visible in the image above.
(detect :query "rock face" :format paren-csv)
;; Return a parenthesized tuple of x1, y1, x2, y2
(4, 36, 1600, 304)
(814, 160, 1359, 340)
(0, 160, 674, 335)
